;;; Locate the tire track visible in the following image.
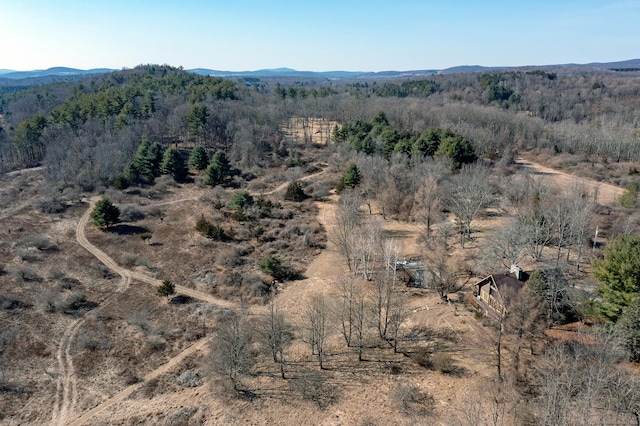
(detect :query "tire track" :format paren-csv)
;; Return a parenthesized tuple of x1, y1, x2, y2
(68, 338, 208, 426)
(60, 197, 236, 425)
(63, 180, 327, 424)
(51, 202, 132, 426)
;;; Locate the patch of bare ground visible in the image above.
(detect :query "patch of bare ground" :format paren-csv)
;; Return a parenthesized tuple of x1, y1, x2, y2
(71, 191, 499, 425)
(3, 152, 635, 425)
(516, 156, 625, 205)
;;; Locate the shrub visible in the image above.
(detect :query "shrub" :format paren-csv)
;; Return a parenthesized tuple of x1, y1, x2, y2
(91, 262, 115, 279)
(258, 255, 290, 281)
(431, 353, 456, 374)
(215, 248, 244, 268)
(157, 280, 176, 299)
(412, 347, 434, 369)
(112, 174, 130, 190)
(119, 204, 145, 222)
(21, 235, 54, 250)
(195, 216, 226, 241)
(284, 181, 306, 202)
(176, 370, 202, 387)
(38, 197, 67, 214)
(228, 190, 254, 211)
(13, 268, 42, 282)
(0, 294, 28, 310)
(290, 370, 338, 409)
(394, 383, 435, 417)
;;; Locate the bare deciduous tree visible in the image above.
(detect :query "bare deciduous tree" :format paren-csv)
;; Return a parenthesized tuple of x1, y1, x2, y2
(371, 273, 392, 340)
(329, 191, 361, 273)
(413, 173, 442, 238)
(387, 296, 409, 353)
(304, 294, 331, 369)
(442, 164, 494, 247)
(210, 310, 254, 391)
(257, 298, 293, 379)
(423, 237, 470, 301)
(482, 219, 530, 271)
(354, 218, 383, 280)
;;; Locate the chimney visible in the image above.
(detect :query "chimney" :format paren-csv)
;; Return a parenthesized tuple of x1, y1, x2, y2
(510, 264, 523, 281)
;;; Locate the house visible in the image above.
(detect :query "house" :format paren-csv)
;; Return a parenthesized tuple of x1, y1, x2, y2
(475, 265, 529, 317)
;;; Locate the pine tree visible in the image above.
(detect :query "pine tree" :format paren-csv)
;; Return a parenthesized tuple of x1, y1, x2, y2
(211, 150, 231, 176)
(284, 181, 305, 202)
(203, 150, 231, 186)
(342, 164, 362, 190)
(160, 147, 187, 179)
(157, 279, 176, 300)
(592, 235, 640, 322)
(204, 162, 224, 186)
(188, 145, 209, 170)
(90, 198, 120, 228)
(133, 137, 165, 178)
(617, 296, 640, 361)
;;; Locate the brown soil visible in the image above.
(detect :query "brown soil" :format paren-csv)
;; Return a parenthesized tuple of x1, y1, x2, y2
(0, 154, 631, 425)
(516, 157, 625, 205)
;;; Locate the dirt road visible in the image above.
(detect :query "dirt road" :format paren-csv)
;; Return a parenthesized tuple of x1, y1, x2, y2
(54, 198, 235, 425)
(516, 158, 624, 205)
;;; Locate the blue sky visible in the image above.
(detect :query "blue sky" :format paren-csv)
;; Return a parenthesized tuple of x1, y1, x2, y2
(1, 0, 638, 71)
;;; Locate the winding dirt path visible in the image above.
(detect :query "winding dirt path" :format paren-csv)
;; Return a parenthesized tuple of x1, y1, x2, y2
(52, 198, 236, 425)
(77, 198, 235, 309)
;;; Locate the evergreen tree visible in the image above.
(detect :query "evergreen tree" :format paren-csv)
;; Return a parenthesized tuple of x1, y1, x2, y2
(188, 145, 209, 170)
(211, 150, 231, 176)
(435, 135, 477, 170)
(592, 235, 640, 322)
(412, 128, 442, 157)
(160, 146, 187, 179)
(342, 164, 362, 190)
(157, 279, 176, 300)
(203, 150, 231, 186)
(133, 137, 165, 178)
(228, 190, 254, 211)
(284, 181, 306, 202)
(203, 162, 224, 186)
(617, 297, 640, 362)
(90, 198, 120, 228)
(122, 161, 140, 183)
(188, 103, 208, 142)
(618, 182, 638, 208)
(617, 296, 640, 361)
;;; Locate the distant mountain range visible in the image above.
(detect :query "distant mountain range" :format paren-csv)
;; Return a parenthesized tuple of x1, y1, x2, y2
(0, 67, 114, 79)
(1, 59, 639, 82)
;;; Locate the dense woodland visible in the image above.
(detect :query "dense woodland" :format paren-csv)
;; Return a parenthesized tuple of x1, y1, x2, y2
(1, 64, 640, 424)
(1, 64, 640, 181)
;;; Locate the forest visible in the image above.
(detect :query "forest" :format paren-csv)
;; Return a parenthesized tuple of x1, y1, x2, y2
(1, 64, 640, 425)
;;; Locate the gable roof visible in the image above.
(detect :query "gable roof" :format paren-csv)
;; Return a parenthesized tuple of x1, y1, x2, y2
(475, 271, 527, 312)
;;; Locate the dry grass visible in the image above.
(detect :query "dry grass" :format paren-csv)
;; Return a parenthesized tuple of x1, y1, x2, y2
(1, 147, 634, 425)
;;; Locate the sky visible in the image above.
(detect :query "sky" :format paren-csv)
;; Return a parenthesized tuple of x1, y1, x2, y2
(1, 0, 639, 72)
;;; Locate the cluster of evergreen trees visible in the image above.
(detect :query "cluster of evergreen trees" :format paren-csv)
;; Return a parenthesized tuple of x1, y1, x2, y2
(332, 111, 476, 168)
(116, 136, 233, 188)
